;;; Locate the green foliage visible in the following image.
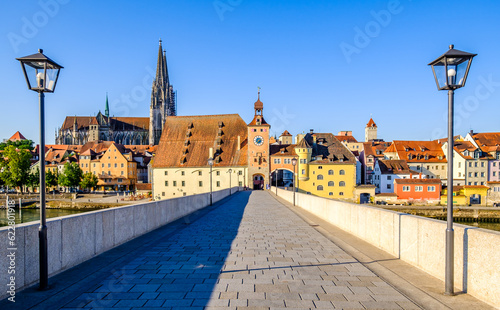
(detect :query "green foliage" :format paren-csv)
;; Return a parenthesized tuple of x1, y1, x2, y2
(46, 170, 58, 188)
(27, 168, 40, 191)
(80, 172, 98, 191)
(0, 139, 34, 151)
(0, 145, 32, 192)
(58, 162, 83, 190)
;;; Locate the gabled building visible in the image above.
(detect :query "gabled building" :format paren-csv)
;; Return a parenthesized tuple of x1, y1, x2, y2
(465, 131, 500, 183)
(336, 131, 363, 153)
(384, 141, 447, 182)
(373, 159, 417, 194)
(360, 140, 391, 184)
(295, 130, 357, 199)
(451, 140, 490, 186)
(270, 143, 297, 187)
(278, 130, 293, 145)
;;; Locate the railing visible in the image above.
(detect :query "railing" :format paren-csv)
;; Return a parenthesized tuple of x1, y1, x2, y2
(0, 187, 240, 300)
(272, 187, 500, 308)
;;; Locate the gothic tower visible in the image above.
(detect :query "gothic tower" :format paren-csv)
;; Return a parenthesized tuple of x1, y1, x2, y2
(247, 90, 271, 189)
(365, 118, 377, 142)
(149, 39, 176, 145)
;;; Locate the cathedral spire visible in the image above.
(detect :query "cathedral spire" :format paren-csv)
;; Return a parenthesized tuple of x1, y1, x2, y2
(155, 39, 165, 85)
(105, 92, 109, 118)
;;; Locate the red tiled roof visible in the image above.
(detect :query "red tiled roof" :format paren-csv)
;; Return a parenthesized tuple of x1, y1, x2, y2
(270, 144, 297, 157)
(9, 131, 26, 141)
(336, 135, 358, 143)
(378, 160, 412, 175)
(395, 178, 441, 184)
(281, 130, 292, 136)
(366, 118, 377, 127)
(388, 141, 446, 163)
(153, 114, 248, 168)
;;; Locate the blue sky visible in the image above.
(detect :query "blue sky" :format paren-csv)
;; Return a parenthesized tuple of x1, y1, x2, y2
(1, 0, 499, 145)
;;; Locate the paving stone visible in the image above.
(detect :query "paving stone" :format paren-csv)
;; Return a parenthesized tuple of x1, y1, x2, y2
(361, 300, 404, 309)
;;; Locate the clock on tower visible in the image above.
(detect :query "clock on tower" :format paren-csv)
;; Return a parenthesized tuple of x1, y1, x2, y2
(247, 89, 271, 190)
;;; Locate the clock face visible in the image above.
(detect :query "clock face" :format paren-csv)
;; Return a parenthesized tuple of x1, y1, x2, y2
(253, 135, 264, 146)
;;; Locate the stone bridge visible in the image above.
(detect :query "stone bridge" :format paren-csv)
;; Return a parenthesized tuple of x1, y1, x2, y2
(0, 191, 497, 309)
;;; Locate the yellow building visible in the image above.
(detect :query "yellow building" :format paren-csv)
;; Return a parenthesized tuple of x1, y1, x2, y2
(441, 185, 489, 205)
(152, 114, 249, 199)
(78, 142, 138, 191)
(295, 131, 357, 199)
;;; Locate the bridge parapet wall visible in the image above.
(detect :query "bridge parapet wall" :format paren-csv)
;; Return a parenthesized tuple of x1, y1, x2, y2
(272, 187, 500, 308)
(0, 187, 240, 300)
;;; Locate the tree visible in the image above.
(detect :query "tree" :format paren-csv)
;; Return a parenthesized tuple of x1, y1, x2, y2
(0, 145, 32, 193)
(0, 139, 34, 151)
(27, 168, 40, 193)
(58, 162, 83, 191)
(46, 170, 58, 189)
(80, 172, 98, 192)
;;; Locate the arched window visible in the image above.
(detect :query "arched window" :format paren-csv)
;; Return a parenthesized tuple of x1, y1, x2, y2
(328, 170, 334, 175)
(339, 192, 344, 196)
(317, 185, 323, 191)
(328, 181, 334, 186)
(339, 170, 345, 175)
(317, 174, 323, 180)
(339, 181, 345, 187)
(329, 192, 333, 196)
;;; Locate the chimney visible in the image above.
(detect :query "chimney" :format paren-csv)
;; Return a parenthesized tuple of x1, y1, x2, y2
(310, 129, 314, 134)
(237, 136, 241, 150)
(209, 147, 213, 159)
(470, 129, 474, 135)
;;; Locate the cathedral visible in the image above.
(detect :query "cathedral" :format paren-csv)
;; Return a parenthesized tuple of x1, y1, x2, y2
(55, 40, 176, 145)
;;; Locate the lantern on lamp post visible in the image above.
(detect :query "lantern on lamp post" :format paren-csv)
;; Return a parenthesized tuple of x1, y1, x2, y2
(16, 49, 63, 290)
(428, 44, 476, 296)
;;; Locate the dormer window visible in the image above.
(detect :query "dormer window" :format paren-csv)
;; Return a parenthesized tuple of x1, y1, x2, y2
(496, 152, 500, 160)
(218, 121, 224, 128)
(474, 151, 480, 159)
(464, 150, 469, 156)
(424, 154, 429, 160)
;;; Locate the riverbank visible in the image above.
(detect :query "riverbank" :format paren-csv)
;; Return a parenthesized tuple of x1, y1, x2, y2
(376, 205, 500, 223)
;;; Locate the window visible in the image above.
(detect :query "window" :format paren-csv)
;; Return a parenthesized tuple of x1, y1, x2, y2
(428, 186, 435, 192)
(274, 159, 281, 164)
(469, 172, 472, 177)
(165, 181, 168, 186)
(239, 181, 242, 187)
(93, 163, 96, 168)
(182, 181, 185, 186)
(216, 181, 220, 187)
(118, 178, 123, 182)
(199, 181, 203, 187)
(339, 170, 345, 175)
(442, 166, 445, 170)
(469, 162, 472, 167)
(121, 171, 124, 175)
(284, 158, 291, 164)
(302, 169, 305, 175)
(339, 181, 345, 187)
(216, 171, 220, 176)
(328, 181, 334, 186)
(415, 186, 423, 192)
(328, 170, 334, 175)
(481, 162, 484, 167)
(173, 181, 177, 186)
(317, 185, 323, 191)
(181, 171, 185, 176)
(475, 162, 478, 167)
(494, 162, 497, 167)
(108, 171, 110, 175)
(468, 182, 471, 185)
(108, 163, 111, 168)
(387, 176, 392, 180)
(329, 192, 333, 196)
(458, 162, 461, 168)
(474, 182, 478, 185)
(300, 159, 306, 164)
(494, 172, 497, 177)
(317, 175, 323, 180)
(162, 192, 165, 197)
(318, 166, 323, 169)
(238, 170, 243, 175)
(339, 192, 344, 196)
(474, 172, 478, 177)
(481, 172, 485, 177)
(403, 186, 410, 192)
(387, 184, 391, 189)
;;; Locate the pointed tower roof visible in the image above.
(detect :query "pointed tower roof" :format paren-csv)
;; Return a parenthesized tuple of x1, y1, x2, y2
(367, 118, 377, 127)
(154, 39, 170, 87)
(105, 93, 109, 117)
(9, 131, 26, 141)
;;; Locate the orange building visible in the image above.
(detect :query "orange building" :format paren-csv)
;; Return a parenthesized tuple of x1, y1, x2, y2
(394, 178, 442, 201)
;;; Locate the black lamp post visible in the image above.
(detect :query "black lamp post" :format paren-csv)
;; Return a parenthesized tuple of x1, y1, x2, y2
(291, 158, 297, 206)
(228, 168, 232, 195)
(208, 157, 214, 205)
(428, 44, 476, 296)
(275, 169, 278, 195)
(16, 49, 63, 290)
